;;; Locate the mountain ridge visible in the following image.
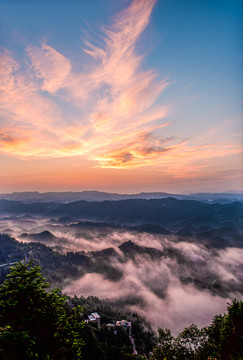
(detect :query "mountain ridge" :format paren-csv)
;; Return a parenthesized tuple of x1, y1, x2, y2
(0, 190, 242, 204)
(0, 197, 242, 230)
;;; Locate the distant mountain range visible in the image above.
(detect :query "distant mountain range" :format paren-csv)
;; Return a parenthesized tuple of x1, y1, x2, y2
(1, 193, 243, 335)
(0, 191, 242, 204)
(0, 197, 242, 230)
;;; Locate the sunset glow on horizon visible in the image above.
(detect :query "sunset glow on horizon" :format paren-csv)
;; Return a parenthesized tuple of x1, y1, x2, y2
(0, 0, 242, 193)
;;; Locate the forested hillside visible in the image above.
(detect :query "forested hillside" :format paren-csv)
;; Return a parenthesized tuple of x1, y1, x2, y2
(1, 198, 242, 230)
(0, 261, 242, 359)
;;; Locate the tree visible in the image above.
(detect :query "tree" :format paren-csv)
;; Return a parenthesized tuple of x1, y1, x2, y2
(201, 314, 224, 359)
(150, 328, 175, 360)
(219, 300, 243, 360)
(200, 300, 243, 360)
(0, 260, 84, 360)
(174, 324, 208, 360)
(151, 300, 243, 360)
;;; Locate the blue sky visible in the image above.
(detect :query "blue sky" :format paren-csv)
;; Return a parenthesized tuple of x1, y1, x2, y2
(0, 0, 242, 193)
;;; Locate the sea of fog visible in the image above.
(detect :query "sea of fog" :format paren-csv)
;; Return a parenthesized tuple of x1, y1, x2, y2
(1, 216, 242, 334)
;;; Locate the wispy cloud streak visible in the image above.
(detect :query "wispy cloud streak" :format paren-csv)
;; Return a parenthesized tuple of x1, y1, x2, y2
(27, 43, 72, 94)
(0, 0, 242, 179)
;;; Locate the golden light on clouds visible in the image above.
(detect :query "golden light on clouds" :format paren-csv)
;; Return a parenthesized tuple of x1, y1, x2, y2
(0, 0, 242, 192)
(0, 0, 172, 165)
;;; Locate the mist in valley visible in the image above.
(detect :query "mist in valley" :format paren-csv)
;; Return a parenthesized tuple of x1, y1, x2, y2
(1, 214, 242, 334)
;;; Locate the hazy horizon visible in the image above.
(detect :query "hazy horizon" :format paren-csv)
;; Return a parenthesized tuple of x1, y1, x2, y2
(0, 188, 242, 196)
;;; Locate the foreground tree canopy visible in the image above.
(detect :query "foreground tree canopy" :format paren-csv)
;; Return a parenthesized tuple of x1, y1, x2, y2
(0, 261, 145, 360)
(0, 260, 85, 359)
(0, 260, 242, 360)
(151, 300, 243, 360)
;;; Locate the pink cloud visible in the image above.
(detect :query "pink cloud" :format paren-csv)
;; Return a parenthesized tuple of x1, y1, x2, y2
(27, 43, 72, 94)
(0, 0, 241, 180)
(0, 50, 62, 128)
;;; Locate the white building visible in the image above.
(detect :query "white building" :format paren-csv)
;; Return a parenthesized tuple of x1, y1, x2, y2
(87, 312, 101, 328)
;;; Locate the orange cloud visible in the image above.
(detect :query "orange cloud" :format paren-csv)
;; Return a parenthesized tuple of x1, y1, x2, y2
(0, 0, 242, 185)
(1, 0, 168, 162)
(0, 128, 31, 151)
(93, 132, 177, 168)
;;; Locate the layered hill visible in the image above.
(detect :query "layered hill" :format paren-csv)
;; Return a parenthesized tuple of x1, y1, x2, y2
(0, 191, 242, 204)
(0, 197, 242, 230)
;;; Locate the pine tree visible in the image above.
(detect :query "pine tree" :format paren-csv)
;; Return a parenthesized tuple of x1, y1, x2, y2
(0, 260, 84, 360)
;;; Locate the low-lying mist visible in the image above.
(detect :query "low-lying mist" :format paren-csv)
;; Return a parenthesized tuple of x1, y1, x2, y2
(63, 243, 243, 334)
(1, 215, 242, 334)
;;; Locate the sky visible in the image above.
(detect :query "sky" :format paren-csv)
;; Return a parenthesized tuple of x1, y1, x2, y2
(0, 0, 242, 194)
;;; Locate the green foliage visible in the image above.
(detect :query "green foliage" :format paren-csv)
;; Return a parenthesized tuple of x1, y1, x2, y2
(215, 300, 243, 360)
(151, 300, 243, 360)
(0, 260, 84, 360)
(150, 328, 174, 360)
(0, 261, 146, 360)
(71, 295, 156, 355)
(1, 237, 242, 359)
(73, 321, 146, 360)
(0, 234, 84, 288)
(150, 325, 209, 360)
